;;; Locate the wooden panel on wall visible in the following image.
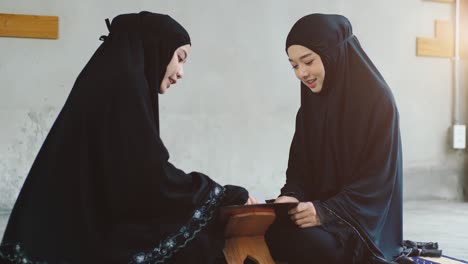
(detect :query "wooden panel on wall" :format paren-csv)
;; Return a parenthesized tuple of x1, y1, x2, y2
(428, 0, 455, 3)
(0, 13, 58, 39)
(417, 20, 454, 57)
(461, 0, 468, 59)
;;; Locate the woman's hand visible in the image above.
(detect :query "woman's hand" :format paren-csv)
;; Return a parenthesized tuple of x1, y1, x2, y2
(274, 195, 299, 204)
(288, 202, 321, 228)
(244, 196, 260, 205)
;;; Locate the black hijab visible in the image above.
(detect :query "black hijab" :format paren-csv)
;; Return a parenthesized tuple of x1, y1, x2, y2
(1, 12, 246, 263)
(281, 14, 403, 261)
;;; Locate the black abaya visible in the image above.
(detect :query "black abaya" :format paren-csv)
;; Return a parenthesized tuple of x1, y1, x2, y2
(267, 14, 403, 264)
(0, 12, 247, 264)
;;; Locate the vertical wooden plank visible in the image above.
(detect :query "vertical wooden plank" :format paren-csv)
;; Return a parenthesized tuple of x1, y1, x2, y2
(461, 0, 468, 59)
(224, 236, 275, 264)
(0, 13, 58, 39)
(428, 0, 455, 3)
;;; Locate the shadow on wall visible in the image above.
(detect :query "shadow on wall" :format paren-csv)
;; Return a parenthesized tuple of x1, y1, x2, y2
(0, 107, 56, 210)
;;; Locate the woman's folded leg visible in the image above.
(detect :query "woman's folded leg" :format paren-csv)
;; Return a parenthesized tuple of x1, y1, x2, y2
(265, 221, 345, 264)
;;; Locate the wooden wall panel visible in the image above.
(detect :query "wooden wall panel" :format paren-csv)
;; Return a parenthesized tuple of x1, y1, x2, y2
(0, 13, 58, 39)
(429, 0, 455, 3)
(461, 0, 468, 59)
(417, 20, 454, 57)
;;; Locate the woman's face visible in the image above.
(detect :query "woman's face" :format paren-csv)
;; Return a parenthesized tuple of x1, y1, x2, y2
(159, 44, 191, 94)
(287, 45, 325, 93)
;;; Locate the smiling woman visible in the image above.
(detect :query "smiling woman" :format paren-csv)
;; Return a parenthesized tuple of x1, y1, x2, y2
(266, 14, 403, 264)
(287, 45, 325, 93)
(159, 44, 190, 94)
(0, 11, 249, 264)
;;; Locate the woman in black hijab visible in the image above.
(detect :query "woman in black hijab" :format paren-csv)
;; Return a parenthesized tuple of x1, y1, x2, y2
(0, 12, 249, 264)
(265, 14, 403, 263)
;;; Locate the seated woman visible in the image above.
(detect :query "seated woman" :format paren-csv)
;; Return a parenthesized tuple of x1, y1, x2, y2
(0, 12, 253, 264)
(265, 14, 403, 264)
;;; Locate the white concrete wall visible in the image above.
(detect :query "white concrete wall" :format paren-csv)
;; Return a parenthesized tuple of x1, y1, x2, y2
(0, 0, 465, 209)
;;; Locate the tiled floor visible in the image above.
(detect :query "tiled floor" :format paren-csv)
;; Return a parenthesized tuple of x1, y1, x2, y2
(402, 200, 468, 260)
(1, 200, 467, 260)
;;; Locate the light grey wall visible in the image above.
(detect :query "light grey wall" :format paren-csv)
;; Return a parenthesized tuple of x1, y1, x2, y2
(0, 0, 465, 209)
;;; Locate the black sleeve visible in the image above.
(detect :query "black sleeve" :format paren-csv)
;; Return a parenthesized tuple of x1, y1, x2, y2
(312, 200, 337, 224)
(321, 95, 402, 240)
(159, 162, 248, 208)
(280, 108, 307, 201)
(221, 185, 249, 206)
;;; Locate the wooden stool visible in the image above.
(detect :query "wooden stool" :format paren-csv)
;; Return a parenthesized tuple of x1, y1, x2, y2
(222, 208, 276, 264)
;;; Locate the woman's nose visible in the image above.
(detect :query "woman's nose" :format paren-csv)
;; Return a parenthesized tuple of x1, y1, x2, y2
(299, 68, 309, 79)
(176, 67, 184, 79)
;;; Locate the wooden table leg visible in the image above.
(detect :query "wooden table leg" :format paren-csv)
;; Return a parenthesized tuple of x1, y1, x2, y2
(223, 236, 275, 264)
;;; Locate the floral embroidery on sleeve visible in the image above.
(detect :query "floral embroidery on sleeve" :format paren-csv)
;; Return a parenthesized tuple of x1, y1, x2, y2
(129, 184, 225, 264)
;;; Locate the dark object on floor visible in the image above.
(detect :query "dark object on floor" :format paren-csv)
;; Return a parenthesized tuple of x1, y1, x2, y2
(395, 240, 443, 263)
(402, 240, 442, 258)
